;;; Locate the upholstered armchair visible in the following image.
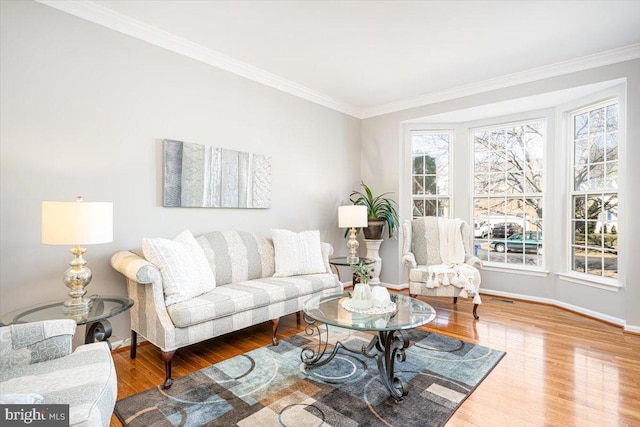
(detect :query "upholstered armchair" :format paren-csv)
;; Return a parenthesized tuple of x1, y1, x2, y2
(0, 319, 117, 427)
(401, 217, 482, 319)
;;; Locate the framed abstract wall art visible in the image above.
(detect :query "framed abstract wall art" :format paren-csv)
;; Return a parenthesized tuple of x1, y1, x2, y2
(163, 139, 271, 208)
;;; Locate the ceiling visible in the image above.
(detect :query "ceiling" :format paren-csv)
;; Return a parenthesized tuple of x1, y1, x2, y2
(40, 1, 640, 118)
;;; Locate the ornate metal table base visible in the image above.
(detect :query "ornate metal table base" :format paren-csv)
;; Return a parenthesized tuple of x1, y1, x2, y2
(85, 319, 113, 348)
(301, 314, 410, 402)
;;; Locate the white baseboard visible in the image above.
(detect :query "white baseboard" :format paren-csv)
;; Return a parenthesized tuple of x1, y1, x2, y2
(479, 289, 638, 331)
(380, 282, 409, 290)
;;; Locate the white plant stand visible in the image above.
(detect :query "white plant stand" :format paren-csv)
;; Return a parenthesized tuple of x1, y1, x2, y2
(363, 239, 383, 285)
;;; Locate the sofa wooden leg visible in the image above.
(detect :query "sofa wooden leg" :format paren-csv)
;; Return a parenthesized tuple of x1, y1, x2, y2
(409, 293, 416, 298)
(473, 304, 479, 320)
(130, 330, 137, 359)
(453, 297, 458, 304)
(296, 311, 301, 323)
(162, 350, 176, 389)
(271, 318, 280, 346)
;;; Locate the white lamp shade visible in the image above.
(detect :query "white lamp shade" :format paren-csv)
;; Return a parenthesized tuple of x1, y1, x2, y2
(42, 200, 113, 245)
(338, 205, 368, 228)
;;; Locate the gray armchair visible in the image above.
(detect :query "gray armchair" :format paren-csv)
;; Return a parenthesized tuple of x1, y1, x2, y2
(0, 319, 116, 427)
(402, 217, 482, 319)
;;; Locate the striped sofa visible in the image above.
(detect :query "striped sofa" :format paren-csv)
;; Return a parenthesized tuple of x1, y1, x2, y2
(111, 230, 342, 389)
(0, 319, 117, 427)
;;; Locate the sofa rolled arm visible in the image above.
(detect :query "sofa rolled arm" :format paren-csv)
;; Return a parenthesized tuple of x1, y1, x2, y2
(0, 319, 76, 368)
(111, 250, 160, 284)
(320, 242, 334, 274)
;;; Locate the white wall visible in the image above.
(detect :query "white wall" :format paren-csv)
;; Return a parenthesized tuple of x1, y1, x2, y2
(0, 1, 361, 340)
(362, 60, 640, 331)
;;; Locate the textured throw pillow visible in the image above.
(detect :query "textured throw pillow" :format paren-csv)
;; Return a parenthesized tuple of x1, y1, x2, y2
(271, 229, 326, 277)
(142, 230, 216, 306)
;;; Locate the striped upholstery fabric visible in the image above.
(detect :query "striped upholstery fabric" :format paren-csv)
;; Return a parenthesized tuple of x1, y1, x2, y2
(111, 230, 341, 353)
(167, 274, 338, 328)
(0, 320, 117, 427)
(197, 230, 275, 285)
(402, 219, 482, 304)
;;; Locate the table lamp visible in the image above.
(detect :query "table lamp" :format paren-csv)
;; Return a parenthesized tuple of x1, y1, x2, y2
(42, 196, 113, 316)
(338, 205, 367, 264)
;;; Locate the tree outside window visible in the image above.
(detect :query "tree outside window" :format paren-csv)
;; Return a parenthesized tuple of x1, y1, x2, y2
(570, 101, 618, 279)
(411, 131, 451, 218)
(473, 120, 544, 267)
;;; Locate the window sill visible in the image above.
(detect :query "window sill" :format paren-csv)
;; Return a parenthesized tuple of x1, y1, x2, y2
(556, 273, 622, 292)
(482, 262, 550, 277)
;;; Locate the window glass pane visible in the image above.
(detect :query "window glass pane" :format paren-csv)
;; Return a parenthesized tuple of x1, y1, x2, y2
(413, 199, 424, 217)
(525, 170, 543, 193)
(605, 133, 618, 161)
(586, 249, 603, 276)
(424, 176, 437, 195)
(506, 173, 523, 194)
(606, 103, 618, 132)
(588, 164, 605, 189)
(589, 135, 604, 164)
(574, 113, 588, 139)
(574, 165, 588, 191)
(589, 108, 605, 134)
(475, 174, 489, 194)
(573, 195, 585, 219)
(605, 162, 618, 189)
(411, 131, 451, 219)
(438, 199, 450, 217)
(412, 156, 424, 174)
(572, 247, 586, 273)
(413, 176, 425, 195)
(575, 139, 588, 165)
(424, 199, 437, 216)
(437, 176, 449, 195)
(573, 220, 586, 245)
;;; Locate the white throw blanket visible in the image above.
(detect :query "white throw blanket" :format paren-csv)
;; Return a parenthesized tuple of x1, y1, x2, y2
(423, 218, 481, 304)
(438, 217, 465, 264)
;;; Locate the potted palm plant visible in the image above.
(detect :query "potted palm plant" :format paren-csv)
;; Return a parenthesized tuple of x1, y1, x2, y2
(349, 181, 399, 240)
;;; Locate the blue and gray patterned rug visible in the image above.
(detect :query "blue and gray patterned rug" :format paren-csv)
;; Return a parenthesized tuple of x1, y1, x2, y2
(115, 328, 504, 426)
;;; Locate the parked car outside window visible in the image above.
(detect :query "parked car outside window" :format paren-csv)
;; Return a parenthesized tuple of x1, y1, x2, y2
(490, 222, 523, 238)
(474, 221, 489, 238)
(490, 231, 542, 253)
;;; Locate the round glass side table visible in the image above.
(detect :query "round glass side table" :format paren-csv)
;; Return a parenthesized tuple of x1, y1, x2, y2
(0, 295, 133, 348)
(328, 257, 375, 285)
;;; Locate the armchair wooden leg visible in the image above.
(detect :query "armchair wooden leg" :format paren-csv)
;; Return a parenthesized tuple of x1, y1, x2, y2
(453, 297, 458, 304)
(271, 318, 280, 346)
(130, 330, 137, 359)
(296, 311, 301, 323)
(473, 304, 479, 320)
(162, 350, 176, 389)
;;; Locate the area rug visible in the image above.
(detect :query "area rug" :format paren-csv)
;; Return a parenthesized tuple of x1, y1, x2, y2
(115, 328, 505, 426)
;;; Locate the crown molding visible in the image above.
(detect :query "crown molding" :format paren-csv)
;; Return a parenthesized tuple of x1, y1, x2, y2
(361, 43, 640, 119)
(35, 0, 362, 118)
(35, 1, 640, 121)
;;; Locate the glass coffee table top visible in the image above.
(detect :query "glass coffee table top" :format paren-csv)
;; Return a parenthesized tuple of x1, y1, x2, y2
(302, 291, 436, 332)
(0, 295, 133, 326)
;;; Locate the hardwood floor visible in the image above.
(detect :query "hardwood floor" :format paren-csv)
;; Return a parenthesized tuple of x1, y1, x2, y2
(110, 291, 640, 426)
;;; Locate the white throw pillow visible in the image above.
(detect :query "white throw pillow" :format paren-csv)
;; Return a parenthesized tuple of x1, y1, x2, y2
(142, 230, 216, 306)
(271, 229, 326, 277)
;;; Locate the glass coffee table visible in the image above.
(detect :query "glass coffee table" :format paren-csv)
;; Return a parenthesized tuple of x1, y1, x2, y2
(301, 291, 436, 402)
(0, 295, 133, 348)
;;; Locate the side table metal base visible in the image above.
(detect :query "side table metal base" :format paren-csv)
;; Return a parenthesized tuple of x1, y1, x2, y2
(300, 314, 410, 402)
(85, 320, 113, 349)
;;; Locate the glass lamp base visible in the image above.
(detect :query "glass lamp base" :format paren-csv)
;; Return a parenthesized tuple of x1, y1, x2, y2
(63, 298, 90, 317)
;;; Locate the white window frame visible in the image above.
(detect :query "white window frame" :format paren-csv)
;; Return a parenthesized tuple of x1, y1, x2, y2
(471, 118, 546, 270)
(408, 129, 454, 219)
(566, 98, 621, 287)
